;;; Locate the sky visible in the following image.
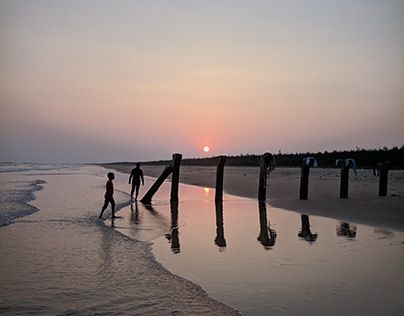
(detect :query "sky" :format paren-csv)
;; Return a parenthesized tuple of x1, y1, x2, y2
(1, 0, 403, 163)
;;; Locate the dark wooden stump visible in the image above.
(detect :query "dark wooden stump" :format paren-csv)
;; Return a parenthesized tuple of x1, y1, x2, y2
(340, 166, 349, 199)
(170, 153, 182, 202)
(299, 165, 310, 200)
(258, 153, 275, 201)
(215, 156, 227, 202)
(378, 162, 390, 197)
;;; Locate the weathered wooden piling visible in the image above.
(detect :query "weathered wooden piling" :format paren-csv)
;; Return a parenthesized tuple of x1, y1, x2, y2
(340, 166, 349, 199)
(258, 153, 275, 201)
(214, 201, 226, 248)
(299, 165, 310, 200)
(336, 158, 356, 199)
(170, 153, 182, 202)
(140, 164, 173, 204)
(215, 156, 227, 202)
(378, 162, 390, 197)
(299, 157, 317, 200)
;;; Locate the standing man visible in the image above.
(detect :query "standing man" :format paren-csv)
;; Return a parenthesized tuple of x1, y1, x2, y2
(129, 163, 144, 201)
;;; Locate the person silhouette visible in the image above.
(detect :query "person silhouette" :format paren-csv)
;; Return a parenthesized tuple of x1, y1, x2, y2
(99, 172, 116, 219)
(129, 163, 144, 201)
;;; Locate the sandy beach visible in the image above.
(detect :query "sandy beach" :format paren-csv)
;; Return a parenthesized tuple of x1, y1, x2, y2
(2, 163, 403, 315)
(103, 164, 404, 231)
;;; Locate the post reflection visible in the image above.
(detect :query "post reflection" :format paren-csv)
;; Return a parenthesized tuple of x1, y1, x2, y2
(298, 215, 318, 242)
(130, 202, 140, 224)
(336, 222, 357, 238)
(214, 201, 226, 250)
(257, 202, 277, 249)
(165, 201, 180, 254)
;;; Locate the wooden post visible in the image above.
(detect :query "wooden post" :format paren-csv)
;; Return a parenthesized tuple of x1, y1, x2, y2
(340, 166, 349, 199)
(214, 201, 226, 248)
(170, 153, 182, 202)
(299, 165, 310, 200)
(215, 156, 227, 202)
(140, 164, 173, 204)
(258, 153, 274, 201)
(379, 162, 390, 197)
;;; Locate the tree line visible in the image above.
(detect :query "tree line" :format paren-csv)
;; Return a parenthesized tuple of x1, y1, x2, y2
(116, 146, 404, 169)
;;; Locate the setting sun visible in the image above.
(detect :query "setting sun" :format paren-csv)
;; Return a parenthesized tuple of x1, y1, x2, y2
(203, 146, 210, 153)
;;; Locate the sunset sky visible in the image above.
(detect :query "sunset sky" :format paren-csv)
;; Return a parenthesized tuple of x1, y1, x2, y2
(1, 0, 403, 163)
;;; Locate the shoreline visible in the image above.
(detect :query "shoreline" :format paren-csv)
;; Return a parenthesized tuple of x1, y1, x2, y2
(102, 164, 404, 232)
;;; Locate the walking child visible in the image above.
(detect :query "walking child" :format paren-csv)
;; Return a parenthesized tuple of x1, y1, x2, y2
(99, 172, 116, 219)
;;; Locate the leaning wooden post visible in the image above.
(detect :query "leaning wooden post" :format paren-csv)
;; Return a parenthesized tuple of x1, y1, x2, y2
(170, 153, 182, 202)
(258, 153, 275, 201)
(140, 164, 173, 204)
(300, 157, 317, 200)
(215, 156, 227, 202)
(379, 162, 390, 197)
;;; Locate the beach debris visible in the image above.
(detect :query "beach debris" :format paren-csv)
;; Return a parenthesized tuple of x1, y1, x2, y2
(336, 222, 357, 238)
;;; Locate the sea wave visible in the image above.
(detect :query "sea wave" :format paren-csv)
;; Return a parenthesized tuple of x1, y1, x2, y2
(0, 174, 46, 226)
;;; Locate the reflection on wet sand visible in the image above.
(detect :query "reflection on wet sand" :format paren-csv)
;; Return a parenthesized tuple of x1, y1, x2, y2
(336, 222, 357, 238)
(100, 225, 113, 273)
(130, 202, 141, 224)
(165, 201, 180, 254)
(298, 215, 318, 242)
(214, 201, 226, 250)
(257, 202, 277, 249)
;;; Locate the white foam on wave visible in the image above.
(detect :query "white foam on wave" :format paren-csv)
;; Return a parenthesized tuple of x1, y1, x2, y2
(0, 175, 46, 226)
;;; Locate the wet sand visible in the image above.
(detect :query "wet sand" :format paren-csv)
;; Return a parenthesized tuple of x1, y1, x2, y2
(108, 174, 404, 315)
(103, 164, 404, 231)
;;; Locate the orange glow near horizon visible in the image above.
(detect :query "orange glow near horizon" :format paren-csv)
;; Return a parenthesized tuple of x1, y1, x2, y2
(203, 146, 210, 153)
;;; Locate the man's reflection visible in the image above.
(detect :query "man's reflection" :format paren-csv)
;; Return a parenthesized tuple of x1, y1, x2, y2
(130, 202, 140, 224)
(336, 222, 357, 238)
(214, 201, 226, 250)
(298, 215, 318, 242)
(165, 201, 180, 254)
(257, 202, 277, 249)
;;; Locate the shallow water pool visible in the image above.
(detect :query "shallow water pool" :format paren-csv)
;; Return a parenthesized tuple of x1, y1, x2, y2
(114, 182, 404, 316)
